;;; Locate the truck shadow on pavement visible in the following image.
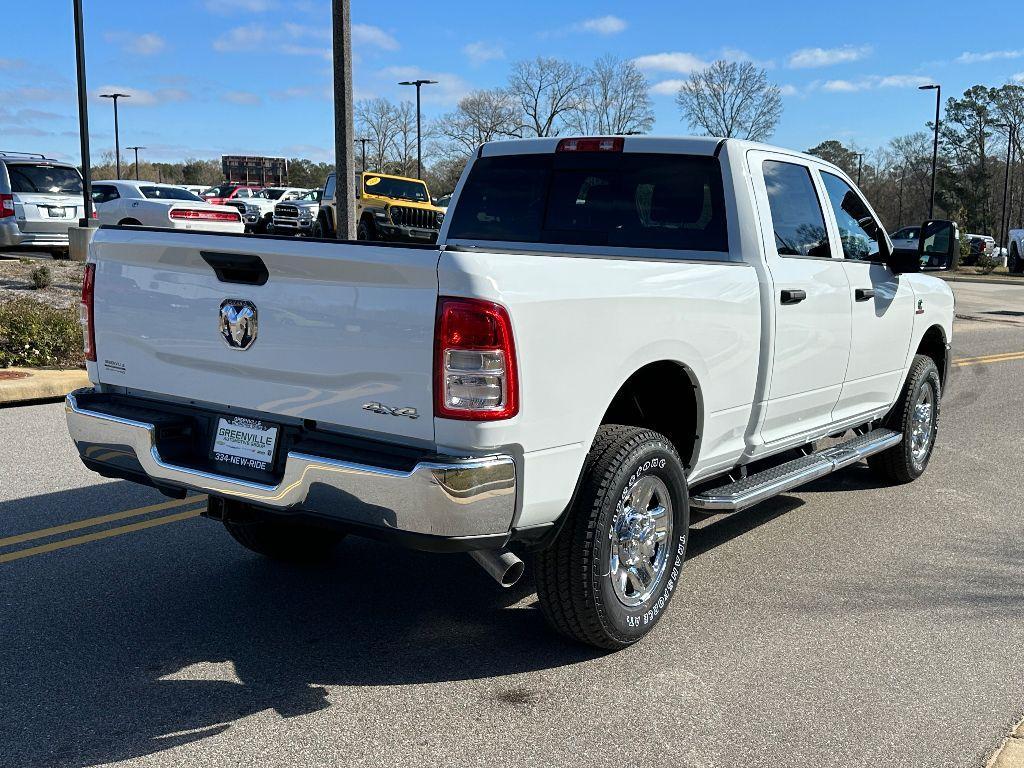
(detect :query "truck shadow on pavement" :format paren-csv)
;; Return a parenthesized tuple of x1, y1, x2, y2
(0, 477, 899, 767)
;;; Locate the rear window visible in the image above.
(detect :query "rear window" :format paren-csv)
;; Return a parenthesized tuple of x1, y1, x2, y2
(8, 163, 83, 195)
(446, 152, 728, 252)
(140, 186, 203, 201)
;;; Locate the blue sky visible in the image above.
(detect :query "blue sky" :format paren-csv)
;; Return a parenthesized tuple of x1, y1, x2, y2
(2, 0, 1023, 165)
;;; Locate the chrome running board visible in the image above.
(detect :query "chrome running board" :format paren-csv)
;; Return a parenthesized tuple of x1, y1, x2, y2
(690, 428, 902, 511)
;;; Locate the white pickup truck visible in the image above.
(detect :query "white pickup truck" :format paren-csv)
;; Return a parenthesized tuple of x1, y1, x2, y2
(66, 136, 955, 649)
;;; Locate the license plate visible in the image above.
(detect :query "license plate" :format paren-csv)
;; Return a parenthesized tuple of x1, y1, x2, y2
(211, 416, 278, 471)
(46, 207, 70, 218)
(410, 229, 431, 239)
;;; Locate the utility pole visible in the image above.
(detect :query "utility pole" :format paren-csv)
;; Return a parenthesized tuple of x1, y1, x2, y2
(356, 137, 369, 172)
(919, 83, 941, 219)
(856, 153, 864, 186)
(331, 0, 356, 239)
(72, 0, 93, 224)
(127, 146, 145, 181)
(398, 79, 437, 179)
(100, 92, 130, 179)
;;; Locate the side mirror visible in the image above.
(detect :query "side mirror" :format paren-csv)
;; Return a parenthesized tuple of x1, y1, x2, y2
(917, 219, 959, 271)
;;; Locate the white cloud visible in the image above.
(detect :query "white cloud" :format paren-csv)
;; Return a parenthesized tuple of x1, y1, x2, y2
(463, 41, 504, 66)
(225, 91, 261, 105)
(377, 66, 472, 106)
(204, 0, 277, 13)
(956, 49, 1024, 64)
(721, 47, 775, 69)
(779, 84, 800, 97)
(212, 24, 266, 52)
(787, 44, 872, 69)
(650, 79, 686, 96)
(1014, 72, 1024, 82)
(91, 85, 190, 106)
(820, 74, 932, 92)
(576, 15, 627, 35)
(104, 32, 166, 56)
(352, 24, 399, 51)
(633, 52, 710, 74)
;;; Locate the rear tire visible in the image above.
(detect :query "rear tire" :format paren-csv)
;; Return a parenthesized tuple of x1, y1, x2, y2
(868, 354, 941, 484)
(223, 513, 344, 562)
(535, 425, 689, 650)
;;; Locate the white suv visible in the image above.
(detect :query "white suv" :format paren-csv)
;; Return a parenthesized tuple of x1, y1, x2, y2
(0, 151, 86, 257)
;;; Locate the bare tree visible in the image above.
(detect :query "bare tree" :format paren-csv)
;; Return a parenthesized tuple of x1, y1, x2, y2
(355, 97, 400, 173)
(507, 57, 589, 137)
(675, 60, 782, 141)
(389, 100, 418, 177)
(567, 55, 655, 135)
(435, 89, 522, 156)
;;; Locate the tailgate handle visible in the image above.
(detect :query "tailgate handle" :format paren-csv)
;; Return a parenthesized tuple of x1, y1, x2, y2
(201, 251, 269, 286)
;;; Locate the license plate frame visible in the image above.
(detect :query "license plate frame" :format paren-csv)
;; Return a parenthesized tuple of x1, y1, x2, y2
(210, 416, 279, 473)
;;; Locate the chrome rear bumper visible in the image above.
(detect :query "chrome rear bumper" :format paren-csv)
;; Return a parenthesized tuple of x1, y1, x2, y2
(65, 392, 517, 539)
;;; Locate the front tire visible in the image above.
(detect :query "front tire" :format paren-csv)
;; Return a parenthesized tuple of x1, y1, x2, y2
(535, 425, 689, 649)
(356, 217, 375, 241)
(868, 354, 941, 483)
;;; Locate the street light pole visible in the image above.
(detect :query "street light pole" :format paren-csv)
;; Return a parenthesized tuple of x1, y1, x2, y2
(995, 123, 1014, 254)
(919, 83, 941, 219)
(72, 0, 94, 224)
(100, 92, 130, 179)
(356, 137, 369, 172)
(398, 79, 437, 179)
(126, 146, 144, 181)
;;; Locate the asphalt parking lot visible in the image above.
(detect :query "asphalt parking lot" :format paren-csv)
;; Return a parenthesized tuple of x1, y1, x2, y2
(1, 282, 1022, 768)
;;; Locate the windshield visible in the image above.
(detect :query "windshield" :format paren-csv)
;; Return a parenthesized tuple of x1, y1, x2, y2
(363, 175, 429, 202)
(297, 189, 320, 201)
(8, 164, 83, 195)
(254, 188, 286, 200)
(203, 185, 235, 197)
(447, 152, 729, 252)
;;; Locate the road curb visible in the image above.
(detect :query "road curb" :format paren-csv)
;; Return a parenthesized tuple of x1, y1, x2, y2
(0, 367, 89, 406)
(939, 274, 1024, 287)
(987, 717, 1024, 768)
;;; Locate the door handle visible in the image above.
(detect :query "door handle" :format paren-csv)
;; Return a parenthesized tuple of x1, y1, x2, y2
(780, 289, 807, 305)
(855, 287, 875, 302)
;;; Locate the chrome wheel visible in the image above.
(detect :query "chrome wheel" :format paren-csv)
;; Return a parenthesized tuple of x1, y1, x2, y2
(608, 475, 673, 608)
(909, 384, 935, 466)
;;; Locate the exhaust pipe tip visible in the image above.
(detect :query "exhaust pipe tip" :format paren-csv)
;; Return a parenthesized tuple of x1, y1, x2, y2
(470, 548, 525, 588)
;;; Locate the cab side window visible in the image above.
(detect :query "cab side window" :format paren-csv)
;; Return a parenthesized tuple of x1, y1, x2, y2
(762, 160, 831, 258)
(91, 184, 119, 204)
(324, 175, 336, 201)
(821, 172, 884, 261)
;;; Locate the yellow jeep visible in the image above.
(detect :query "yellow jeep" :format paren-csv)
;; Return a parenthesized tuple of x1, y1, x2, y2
(314, 171, 446, 243)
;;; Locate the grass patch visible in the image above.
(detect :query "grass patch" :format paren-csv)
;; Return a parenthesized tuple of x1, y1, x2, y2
(0, 298, 83, 368)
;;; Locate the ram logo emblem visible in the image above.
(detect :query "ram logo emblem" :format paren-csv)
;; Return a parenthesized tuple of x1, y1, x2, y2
(219, 299, 258, 350)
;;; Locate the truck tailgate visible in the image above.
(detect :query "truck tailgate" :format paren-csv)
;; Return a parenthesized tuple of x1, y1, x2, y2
(90, 228, 439, 444)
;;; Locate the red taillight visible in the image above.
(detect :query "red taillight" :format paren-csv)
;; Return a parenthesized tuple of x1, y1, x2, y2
(556, 137, 624, 153)
(434, 297, 518, 420)
(0, 193, 14, 219)
(169, 208, 241, 222)
(80, 264, 96, 362)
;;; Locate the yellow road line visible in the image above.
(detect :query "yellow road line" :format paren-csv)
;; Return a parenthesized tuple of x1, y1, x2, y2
(954, 351, 1024, 367)
(0, 507, 204, 564)
(0, 495, 206, 548)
